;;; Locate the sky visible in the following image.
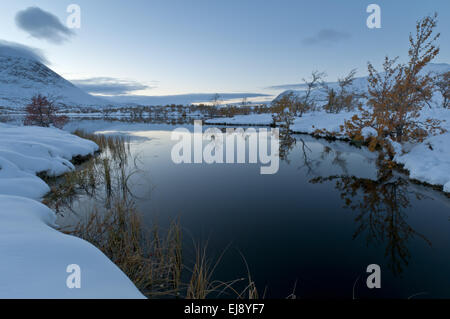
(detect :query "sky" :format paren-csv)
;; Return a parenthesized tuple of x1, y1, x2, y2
(0, 0, 449, 98)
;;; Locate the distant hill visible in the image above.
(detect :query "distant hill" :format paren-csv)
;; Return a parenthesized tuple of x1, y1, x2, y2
(273, 63, 450, 107)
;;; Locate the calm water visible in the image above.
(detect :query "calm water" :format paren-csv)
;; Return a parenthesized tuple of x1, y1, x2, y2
(67, 121, 450, 299)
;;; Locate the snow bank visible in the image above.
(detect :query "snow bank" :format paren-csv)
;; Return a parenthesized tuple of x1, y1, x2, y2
(394, 108, 450, 193)
(0, 124, 145, 298)
(444, 182, 450, 193)
(395, 132, 450, 188)
(361, 127, 377, 138)
(290, 111, 353, 134)
(205, 111, 354, 135)
(394, 108, 450, 189)
(0, 195, 144, 298)
(0, 123, 99, 199)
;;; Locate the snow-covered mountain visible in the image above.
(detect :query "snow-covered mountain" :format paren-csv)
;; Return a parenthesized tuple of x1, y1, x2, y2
(0, 54, 110, 109)
(273, 63, 450, 106)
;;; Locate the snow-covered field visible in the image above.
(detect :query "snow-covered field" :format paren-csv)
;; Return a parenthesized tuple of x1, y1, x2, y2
(0, 123, 144, 298)
(206, 107, 450, 193)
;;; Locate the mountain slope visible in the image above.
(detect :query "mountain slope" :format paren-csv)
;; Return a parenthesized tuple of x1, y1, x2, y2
(0, 55, 110, 109)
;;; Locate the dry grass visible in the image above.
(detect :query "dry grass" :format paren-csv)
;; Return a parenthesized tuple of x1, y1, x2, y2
(65, 199, 183, 297)
(73, 130, 131, 162)
(45, 131, 184, 297)
(43, 131, 132, 212)
(64, 194, 260, 299)
(186, 242, 233, 299)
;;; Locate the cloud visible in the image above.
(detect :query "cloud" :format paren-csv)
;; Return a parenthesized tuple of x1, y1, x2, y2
(266, 83, 308, 90)
(71, 77, 156, 95)
(302, 29, 350, 46)
(15, 7, 74, 44)
(0, 40, 48, 64)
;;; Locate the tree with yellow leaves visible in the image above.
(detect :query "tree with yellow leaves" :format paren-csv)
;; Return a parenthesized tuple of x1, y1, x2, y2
(344, 13, 445, 157)
(271, 91, 296, 131)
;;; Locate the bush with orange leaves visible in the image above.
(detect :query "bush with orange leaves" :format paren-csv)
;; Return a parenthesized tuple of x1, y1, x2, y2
(271, 91, 296, 131)
(343, 14, 446, 157)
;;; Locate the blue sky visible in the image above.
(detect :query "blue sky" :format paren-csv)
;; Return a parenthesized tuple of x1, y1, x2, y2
(0, 0, 449, 97)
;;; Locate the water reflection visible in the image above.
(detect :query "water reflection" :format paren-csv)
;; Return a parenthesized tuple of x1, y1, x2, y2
(278, 130, 297, 163)
(291, 142, 433, 276)
(279, 133, 352, 176)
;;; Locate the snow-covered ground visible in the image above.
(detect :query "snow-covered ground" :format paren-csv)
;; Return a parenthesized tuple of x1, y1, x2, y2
(205, 107, 450, 193)
(0, 123, 145, 298)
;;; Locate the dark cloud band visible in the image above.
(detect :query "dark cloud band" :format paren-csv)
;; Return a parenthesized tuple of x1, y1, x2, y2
(71, 77, 155, 95)
(302, 29, 350, 46)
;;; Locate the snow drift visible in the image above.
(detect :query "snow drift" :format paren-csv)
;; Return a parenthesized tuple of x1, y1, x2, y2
(0, 195, 144, 298)
(0, 123, 144, 298)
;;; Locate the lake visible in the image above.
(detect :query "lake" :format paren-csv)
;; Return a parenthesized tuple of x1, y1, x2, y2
(64, 120, 450, 299)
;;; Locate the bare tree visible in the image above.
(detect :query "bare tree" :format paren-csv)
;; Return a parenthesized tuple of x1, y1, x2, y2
(211, 93, 222, 107)
(435, 71, 449, 108)
(241, 96, 249, 107)
(323, 69, 362, 113)
(293, 71, 326, 116)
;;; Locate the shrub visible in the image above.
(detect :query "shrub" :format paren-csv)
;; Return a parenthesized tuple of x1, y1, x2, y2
(294, 71, 325, 116)
(323, 69, 363, 113)
(435, 71, 449, 108)
(23, 94, 68, 129)
(271, 92, 296, 131)
(343, 13, 445, 155)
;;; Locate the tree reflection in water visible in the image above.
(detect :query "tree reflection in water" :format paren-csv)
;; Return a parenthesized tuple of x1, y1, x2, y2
(278, 135, 432, 276)
(278, 128, 297, 164)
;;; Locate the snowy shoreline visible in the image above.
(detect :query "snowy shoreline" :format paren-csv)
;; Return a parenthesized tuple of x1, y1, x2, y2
(0, 123, 144, 298)
(205, 110, 450, 194)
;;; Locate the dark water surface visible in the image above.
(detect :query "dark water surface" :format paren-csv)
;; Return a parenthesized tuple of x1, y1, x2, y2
(66, 121, 450, 299)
